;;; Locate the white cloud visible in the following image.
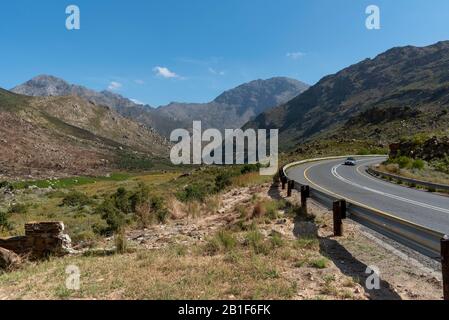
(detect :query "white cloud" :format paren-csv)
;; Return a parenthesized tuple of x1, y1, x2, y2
(153, 66, 180, 79)
(208, 67, 225, 76)
(134, 79, 145, 85)
(108, 81, 122, 91)
(130, 98, 145, 105)
(286, 52, 305, 60)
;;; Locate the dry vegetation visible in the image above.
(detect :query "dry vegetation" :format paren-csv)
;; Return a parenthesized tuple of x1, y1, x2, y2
(0, 170, 367, 300)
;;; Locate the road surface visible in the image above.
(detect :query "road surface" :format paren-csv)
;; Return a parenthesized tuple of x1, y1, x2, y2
(286, 157, 449, 234)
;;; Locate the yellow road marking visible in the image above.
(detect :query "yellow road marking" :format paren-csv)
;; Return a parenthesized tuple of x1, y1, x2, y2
(301, 161, 440, 232)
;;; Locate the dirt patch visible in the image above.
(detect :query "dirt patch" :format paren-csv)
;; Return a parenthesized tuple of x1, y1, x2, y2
(304, 196, 444, 300)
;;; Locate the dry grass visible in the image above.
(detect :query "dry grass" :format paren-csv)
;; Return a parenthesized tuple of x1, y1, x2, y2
(378, 164, 449, 187)
(231, 172, 272, 188)
(0, 238, 301, 300)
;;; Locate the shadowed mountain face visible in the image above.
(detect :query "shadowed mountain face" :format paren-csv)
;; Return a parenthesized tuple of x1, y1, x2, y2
(157, 77, 309, 131)
(13, 76, 309, 136)
(0, 88, 170, 179)
(245, 41, 449, 150)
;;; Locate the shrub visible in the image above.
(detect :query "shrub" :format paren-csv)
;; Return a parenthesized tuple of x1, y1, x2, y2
(204, 237, 221, 256)
(129, 183, 150, 212)
(411, 133, 430, 146)
(135, 194, 169, 226)
(264, 200, 285, 220)
(215, 173, 233, 192)
(412, 159, 425, 170)
(385, 163, 400, 174)
(310, 257, 329, 269)
(0, 211, 12, 231)
(216, 230, 237, 251)
(0, 181, 11, 189)
(245, 230, 270, 255)
(112, 187, 133, 214)
(295, 237, 319, 250)
(388, 156, 413, 169)
(270, 232, 284, 248)
(148, 195, 169, 224)
(115, 228, 128, 254)
(7, 203, 28, 214)
(61, 191, 92, 207)
(432, 156, 449, 174)
(252, 203, 266, 219)
(241, 164, 261, 175)
(134, 202, 152, 228)
(177, 183, 210, 202)
(204, 230, 237, 255)
(95, 199, 126, 234)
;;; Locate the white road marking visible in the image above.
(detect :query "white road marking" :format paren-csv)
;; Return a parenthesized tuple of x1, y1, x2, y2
(331, 164, 449, 215)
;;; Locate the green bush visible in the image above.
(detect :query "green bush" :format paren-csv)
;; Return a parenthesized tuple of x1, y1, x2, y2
(0, 211, 12, 231)
(0, 181, 11, 189)
(215, 172, 233, 192)
(432, 156, 449, 174)
(270, 232, 284, 248)
(112, 187, 133, 214)
(150, 195, 169, 224)
(129, 183, 150, 212)
(412, 159, 425, 170)
(310, 257, 329, 269)
(392, 156, 413, 169)
(240, 164, 261, 175)
(177, 182, 210, 202)
(61, 191, 93, 207)
(95, 199, 126, 234)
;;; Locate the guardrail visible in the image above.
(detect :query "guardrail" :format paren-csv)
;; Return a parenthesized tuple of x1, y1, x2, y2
(367, 167, 449, 193)
(280, 155, 449, 299)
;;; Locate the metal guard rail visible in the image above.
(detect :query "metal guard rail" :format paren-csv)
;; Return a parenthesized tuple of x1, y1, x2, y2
(282, 156, 445, 259)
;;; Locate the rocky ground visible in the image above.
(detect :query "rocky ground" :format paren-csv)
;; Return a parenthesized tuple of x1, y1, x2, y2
(112, 183, 443, 300)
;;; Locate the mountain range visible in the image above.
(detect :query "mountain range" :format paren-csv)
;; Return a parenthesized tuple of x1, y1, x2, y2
(12, 76, 309, 136)
(156, 77, 309, 132)
(3, 40, 449, 179)
(246, 41, 449, 150)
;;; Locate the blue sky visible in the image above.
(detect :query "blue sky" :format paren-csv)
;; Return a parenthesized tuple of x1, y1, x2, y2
(1, 0, 449, 106)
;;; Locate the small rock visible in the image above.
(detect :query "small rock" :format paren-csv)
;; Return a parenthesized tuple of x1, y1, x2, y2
(0, 247, 22, 271)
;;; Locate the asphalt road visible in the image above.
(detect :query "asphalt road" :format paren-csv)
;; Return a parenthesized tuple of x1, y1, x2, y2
(286, 157, 449, 235)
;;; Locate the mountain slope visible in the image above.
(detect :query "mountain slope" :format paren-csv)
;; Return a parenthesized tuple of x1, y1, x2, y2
(12, 75, 181, 137)
(13, 75, 307, 136)
(157, 77, 309, 131)
(0, 88, 169, 179)
(246, 41, 449, 150)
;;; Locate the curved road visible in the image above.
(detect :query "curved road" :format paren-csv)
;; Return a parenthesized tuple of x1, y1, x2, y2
(286, 157, 449, 235)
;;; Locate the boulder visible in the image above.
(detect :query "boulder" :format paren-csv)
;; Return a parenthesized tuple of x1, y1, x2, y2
(0, 247, 21, 271)
(293, 221, 318, 238)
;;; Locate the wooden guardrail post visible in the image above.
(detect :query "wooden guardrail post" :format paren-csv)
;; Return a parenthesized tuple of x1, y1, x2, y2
(333, 200, 344, 237)
(442, 235, 449, 300)
(281, 176, 287, 190)
(300, 186, 310, 213)
(340, 199, 347, 219)
(287, 180, 294, 197)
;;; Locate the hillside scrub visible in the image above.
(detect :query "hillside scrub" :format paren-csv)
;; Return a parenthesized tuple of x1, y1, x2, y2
(380, 156, 449, 186)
